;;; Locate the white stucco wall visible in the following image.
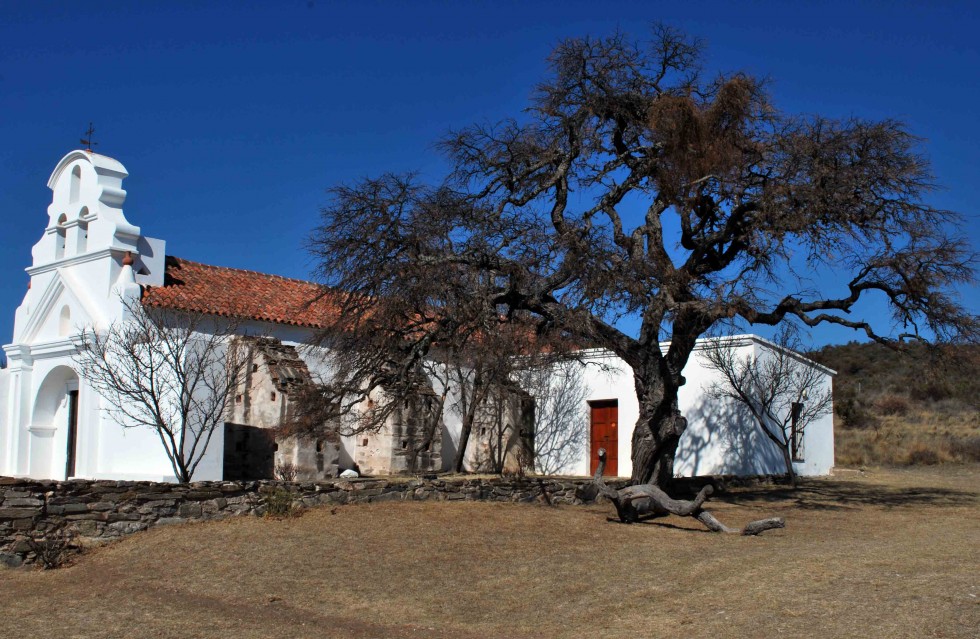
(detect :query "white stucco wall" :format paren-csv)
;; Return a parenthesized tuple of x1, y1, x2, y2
(534, 337, 836, 479)
(0, 366, 9, 471)
(0, 150, 181, 481)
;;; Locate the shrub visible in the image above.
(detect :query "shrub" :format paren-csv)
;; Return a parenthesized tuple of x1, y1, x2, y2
(948, 435, 980, 462)
(875, 394, 911, 416)
(263, 488, 298, 518)
(836, 396, 878, 430)
(909, 377, 954, 403)
(27, 525, 79, 569)
(905, 444, 941, 466)
(274, 462, 298, 482)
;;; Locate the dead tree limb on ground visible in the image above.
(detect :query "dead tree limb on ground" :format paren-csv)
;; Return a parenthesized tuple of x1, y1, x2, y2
(592, 449, 784, 536)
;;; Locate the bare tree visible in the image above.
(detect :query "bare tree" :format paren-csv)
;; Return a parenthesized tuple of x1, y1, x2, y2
(700, 328, 833, 486)
(300, 229, 574, 473)
(402, 358, 450, 473)
(73, 297, 247, 482)
(311, 24, 977, 487)
(285, 347, 450, 474)
(446, 356, 504, 473)
(444, 319, 566, 473)
(302, 230, 497, 441)
(515, 360, 588, 475)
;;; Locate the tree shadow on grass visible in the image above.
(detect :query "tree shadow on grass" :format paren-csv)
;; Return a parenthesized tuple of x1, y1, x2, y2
(699, 477, 978, 512)
(643, 520, 717, 534)
(603, 514, 716, 533)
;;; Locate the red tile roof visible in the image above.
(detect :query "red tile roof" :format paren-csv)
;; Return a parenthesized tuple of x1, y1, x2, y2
(141, 256, 339, 329)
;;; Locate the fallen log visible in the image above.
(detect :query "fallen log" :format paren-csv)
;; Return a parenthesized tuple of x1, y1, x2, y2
(592, 449, 784, 536)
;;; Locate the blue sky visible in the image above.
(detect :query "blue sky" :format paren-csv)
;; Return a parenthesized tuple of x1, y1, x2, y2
(1, 0, 977, 361)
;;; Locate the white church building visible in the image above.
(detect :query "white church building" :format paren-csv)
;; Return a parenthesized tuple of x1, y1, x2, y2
(0, 150, 835, 483)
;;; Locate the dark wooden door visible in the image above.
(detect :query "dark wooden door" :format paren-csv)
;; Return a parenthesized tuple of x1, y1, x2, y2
(65, 390, 79, 479)
(589, 400, 618, 476)
(223, 423, 276, 480)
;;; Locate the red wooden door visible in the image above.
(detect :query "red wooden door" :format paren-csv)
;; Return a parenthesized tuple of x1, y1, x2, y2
(589, 400, 618, 476)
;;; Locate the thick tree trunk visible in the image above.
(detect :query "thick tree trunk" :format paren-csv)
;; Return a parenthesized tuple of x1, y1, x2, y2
(630, 369, 687, 487)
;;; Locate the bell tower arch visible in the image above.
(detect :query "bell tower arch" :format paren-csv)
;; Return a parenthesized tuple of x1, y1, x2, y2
(32, 150, 140, 266)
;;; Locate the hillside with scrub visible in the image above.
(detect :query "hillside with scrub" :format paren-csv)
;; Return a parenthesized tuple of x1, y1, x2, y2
(808, 342, 980, 467)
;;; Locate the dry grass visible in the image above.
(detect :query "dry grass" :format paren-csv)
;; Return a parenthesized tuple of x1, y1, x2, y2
(837, 409, 980, 467)
(2, 466, 978, 639)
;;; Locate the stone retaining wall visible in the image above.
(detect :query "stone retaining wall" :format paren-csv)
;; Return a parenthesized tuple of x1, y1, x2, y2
(0, 474, 628, 567)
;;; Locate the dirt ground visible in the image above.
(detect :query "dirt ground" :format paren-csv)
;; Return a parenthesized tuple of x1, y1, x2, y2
(2, 465, 977, 639)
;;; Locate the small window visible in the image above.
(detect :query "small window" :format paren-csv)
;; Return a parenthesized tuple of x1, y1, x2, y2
(69, 165, 81, 203)
(791, 402, 805, 462)
(58, 305, 71, 336)
(270, 391, 277, 402)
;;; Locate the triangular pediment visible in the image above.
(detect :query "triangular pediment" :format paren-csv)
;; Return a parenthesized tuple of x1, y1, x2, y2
(17, 269, 107, 344)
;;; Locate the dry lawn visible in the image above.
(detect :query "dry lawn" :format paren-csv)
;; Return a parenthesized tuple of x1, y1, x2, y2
(2, 466, 978, 639)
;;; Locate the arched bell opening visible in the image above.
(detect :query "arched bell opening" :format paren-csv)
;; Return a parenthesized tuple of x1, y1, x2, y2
(55, 213, 68, 260)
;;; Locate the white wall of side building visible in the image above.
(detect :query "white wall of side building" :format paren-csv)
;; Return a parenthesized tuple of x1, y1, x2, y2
(533, 337, 836, 479)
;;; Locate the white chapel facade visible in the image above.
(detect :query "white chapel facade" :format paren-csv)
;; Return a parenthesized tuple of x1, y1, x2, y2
(0, 150, 176, 480)
(0, 151, 836, 483)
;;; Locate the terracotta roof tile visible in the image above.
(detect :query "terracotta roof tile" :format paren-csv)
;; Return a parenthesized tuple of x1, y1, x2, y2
(141, 256, 339, 329)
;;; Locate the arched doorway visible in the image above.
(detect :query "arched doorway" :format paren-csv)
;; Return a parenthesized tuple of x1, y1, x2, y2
(29, 366, 80, 480)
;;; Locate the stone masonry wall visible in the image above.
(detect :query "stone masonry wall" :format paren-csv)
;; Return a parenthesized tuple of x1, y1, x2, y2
(0, 474, 628, 567)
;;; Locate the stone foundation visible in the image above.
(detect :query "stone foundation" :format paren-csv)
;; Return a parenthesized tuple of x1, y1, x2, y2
(0, 474, 628, 567)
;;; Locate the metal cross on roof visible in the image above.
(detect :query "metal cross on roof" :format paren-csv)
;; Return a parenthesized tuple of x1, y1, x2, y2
(80, 122, 97, 152)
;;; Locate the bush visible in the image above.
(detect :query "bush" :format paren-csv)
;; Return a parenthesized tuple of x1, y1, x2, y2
(27, 525, 80, 569)
(263, 488, 298, 518)
(909, 380, 954, 403)
(948, 435, 980, 462)
(836, 396, 878, 430)
(905, 444, 941, 466)
(875, 394, 911, 416)
(274, 463, 298, 482)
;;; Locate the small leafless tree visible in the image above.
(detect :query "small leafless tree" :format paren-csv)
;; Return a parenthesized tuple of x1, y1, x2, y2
(274, 462, 298, 482)
(444, 319, 561, 473)
(515, 360, 588, 475)
(297, 252, 493, 448)
(299, 234, 575, 472)
(700, 328, 833, 486)
(73, 296, 247, 483)
(286, 349, 450, 474)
